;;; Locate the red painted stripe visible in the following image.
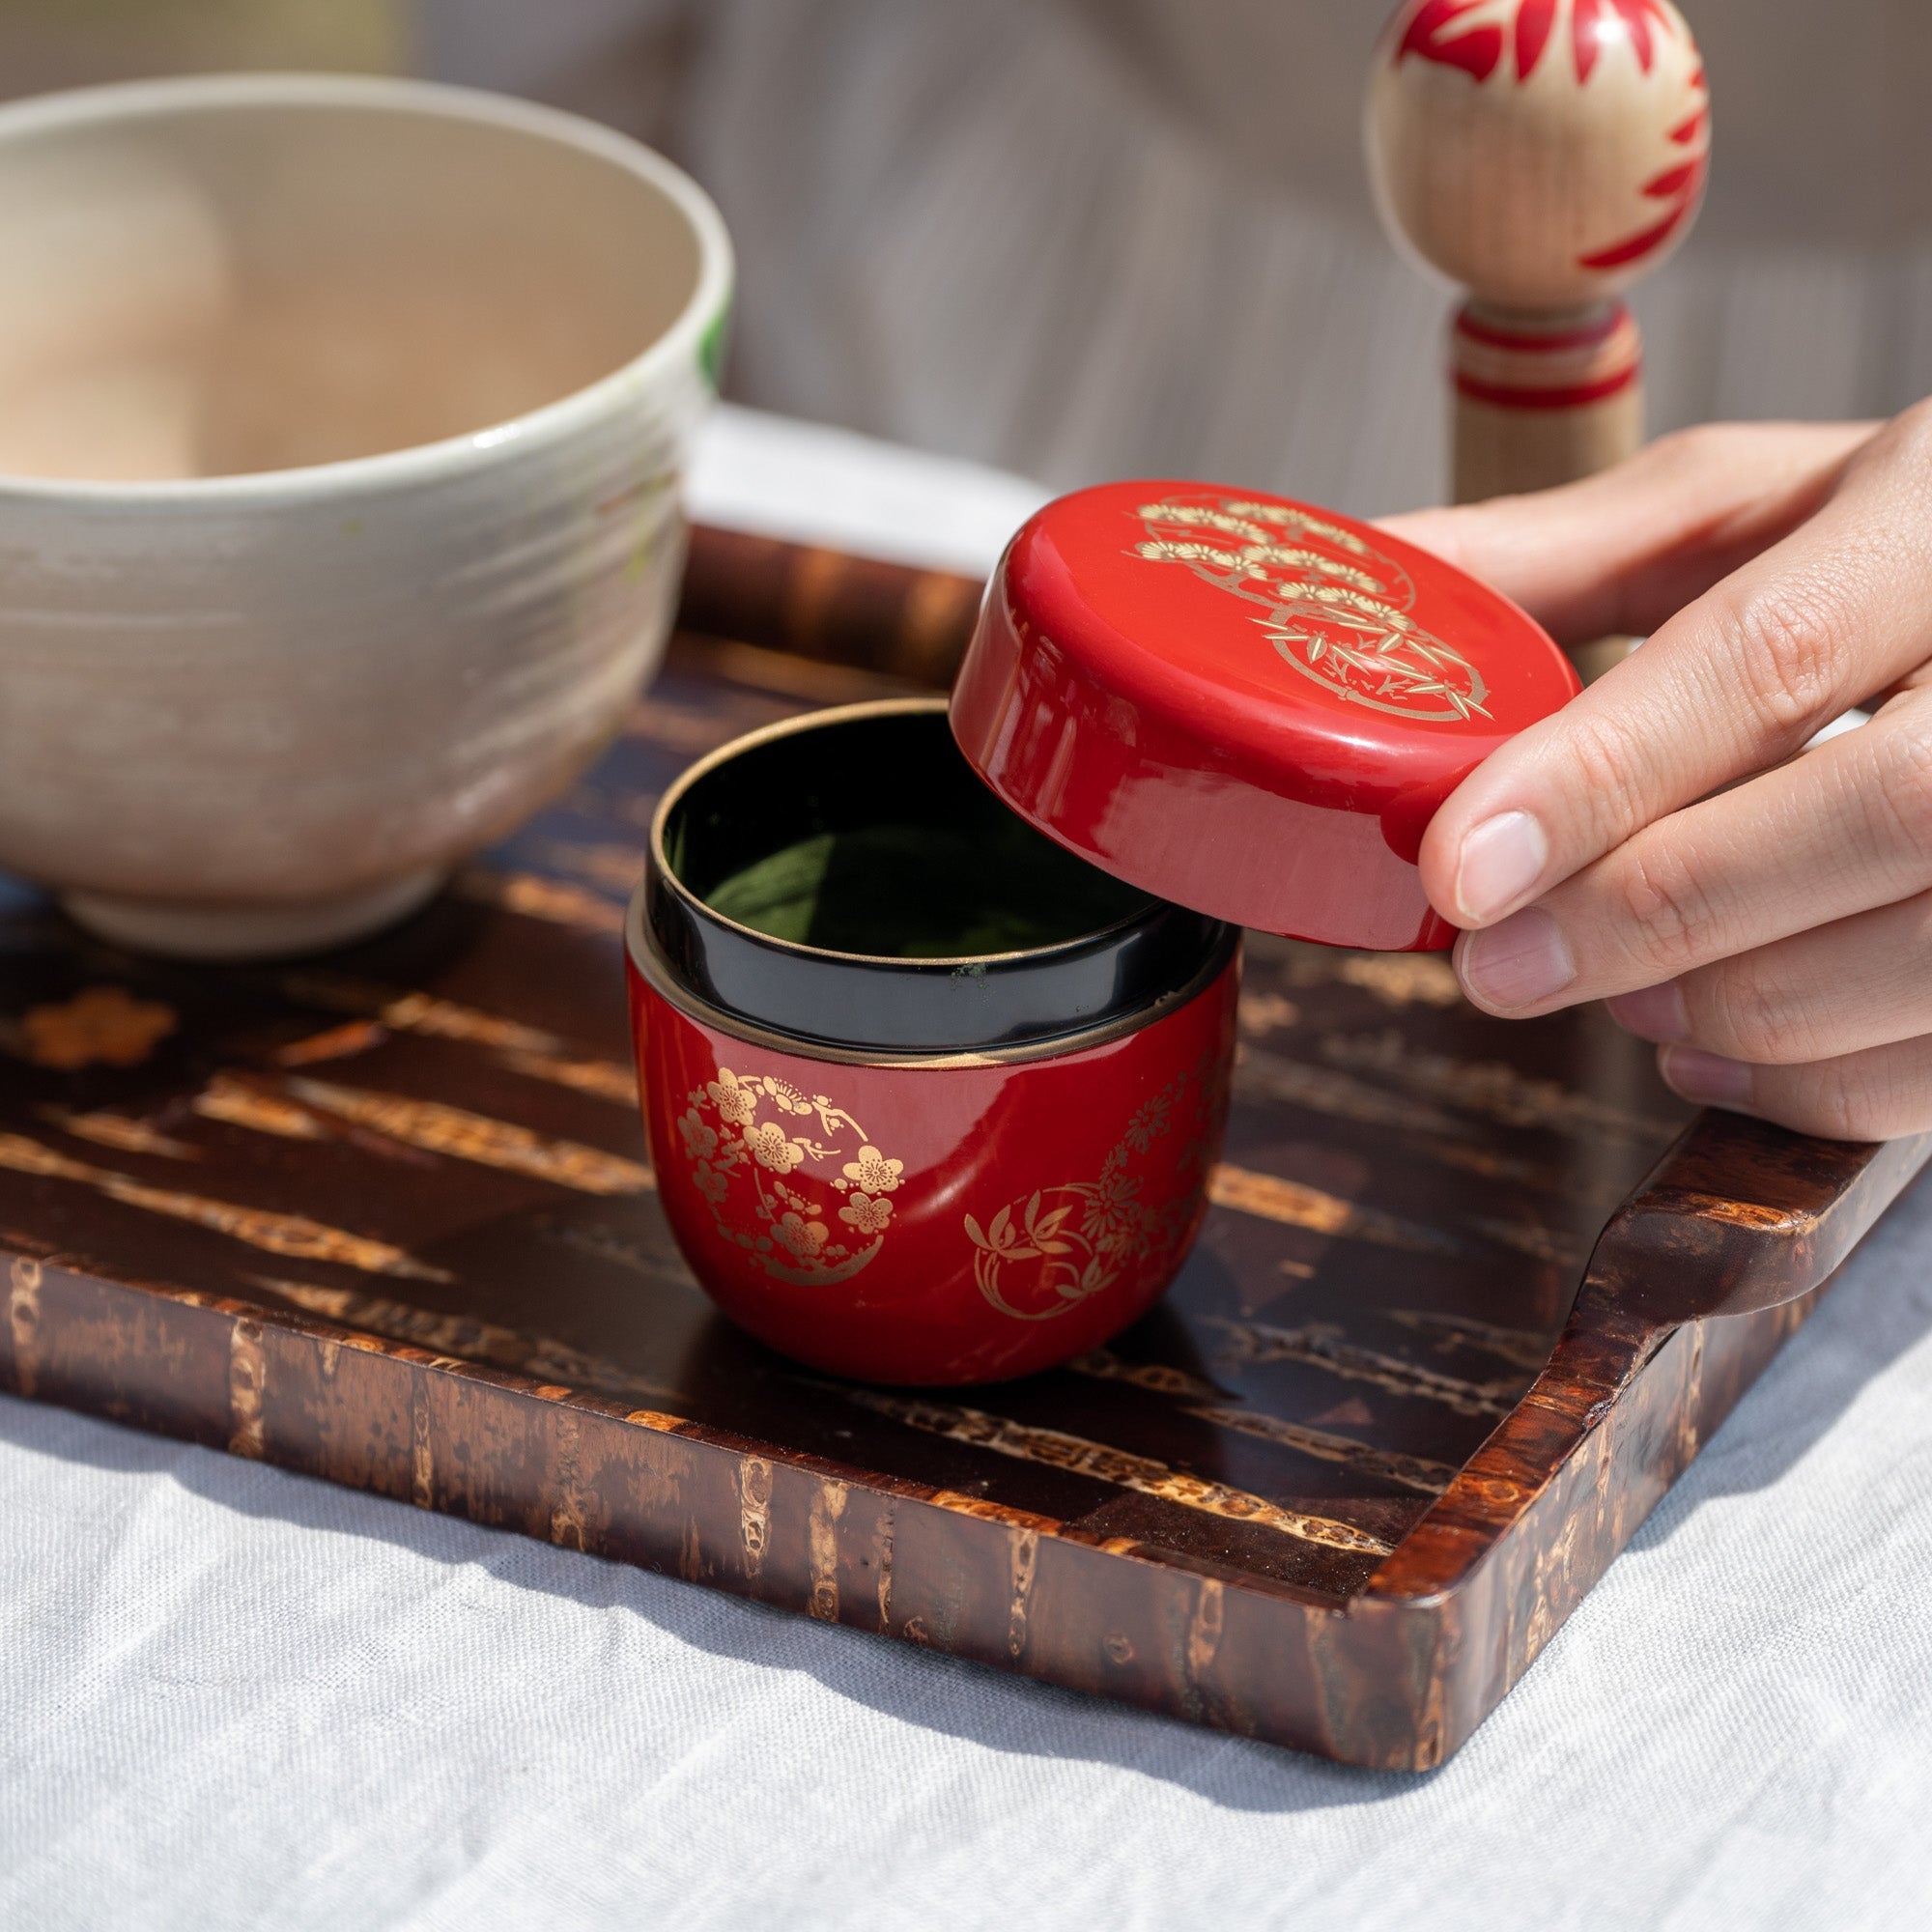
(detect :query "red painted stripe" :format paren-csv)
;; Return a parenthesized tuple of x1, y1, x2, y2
(1573, 0, 1677, 84)
(1611, 0, 1663, 73)
(1578, 193, 1697, 270)
(1669, 106, 1707, 145)
(1573, 0, 1605, 83)
(1398, 0, 1504, 81)
(1643, 159, 1702, 200)
(1455, 366, 1641, 412)
(1453, 304, 1632, 355)
(1515, 0, 1557, 79)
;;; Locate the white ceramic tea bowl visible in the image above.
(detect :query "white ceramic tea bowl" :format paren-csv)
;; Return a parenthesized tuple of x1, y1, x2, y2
(0, 73, 730, 958)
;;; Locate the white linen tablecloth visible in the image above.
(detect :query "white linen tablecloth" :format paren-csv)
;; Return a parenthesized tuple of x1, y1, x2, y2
(6, 409, 1931, 1932)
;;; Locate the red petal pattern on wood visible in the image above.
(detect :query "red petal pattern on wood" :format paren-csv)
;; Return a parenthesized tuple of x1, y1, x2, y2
(1403, 0, 1683, 88)
(1398, 0, 1506, 82)
(1577, 152, 1706, 269)
(1514, 0, 1558, 78)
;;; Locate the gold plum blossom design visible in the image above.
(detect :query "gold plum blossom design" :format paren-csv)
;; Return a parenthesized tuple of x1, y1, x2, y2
(762, 1078, 817, 1116)
(964, 1067, 1220, 1322)
(838, 1192, 894, 1236)
(842, 1147, 903, 1195)
(743, 1120, 807, 1175)
(706, 1069, 758, 1125)
(774, 1210, 828, 1261)
(1132, 495, 1491, 724)
(679, 1067, 905, 1287)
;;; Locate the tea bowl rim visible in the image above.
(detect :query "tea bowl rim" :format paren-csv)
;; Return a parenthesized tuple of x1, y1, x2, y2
(0, 71, 733, 506)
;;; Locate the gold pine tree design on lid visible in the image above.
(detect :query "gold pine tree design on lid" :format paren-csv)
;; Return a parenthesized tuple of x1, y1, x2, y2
(1133, 495, 1491, 724)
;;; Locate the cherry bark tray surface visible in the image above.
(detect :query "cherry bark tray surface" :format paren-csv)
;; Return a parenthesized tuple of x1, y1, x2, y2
(2, 534, 1926, 1771)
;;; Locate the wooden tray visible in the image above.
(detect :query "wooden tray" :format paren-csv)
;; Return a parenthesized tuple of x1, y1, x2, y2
(2, 527, 1925, 1770)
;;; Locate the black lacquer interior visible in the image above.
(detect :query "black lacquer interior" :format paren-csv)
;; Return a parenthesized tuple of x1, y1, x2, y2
(643, 701, 1232, 1052)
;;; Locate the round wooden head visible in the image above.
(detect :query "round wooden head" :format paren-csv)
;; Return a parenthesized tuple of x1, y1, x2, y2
(1365, 0, 1710, 312)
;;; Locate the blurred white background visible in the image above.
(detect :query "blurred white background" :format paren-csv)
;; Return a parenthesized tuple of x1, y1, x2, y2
(5, 0, 1932, 512)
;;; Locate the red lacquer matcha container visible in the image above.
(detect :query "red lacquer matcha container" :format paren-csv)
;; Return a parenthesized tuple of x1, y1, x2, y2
(626, 698, 1238, 1386)
(629, 481, 1577, 1383)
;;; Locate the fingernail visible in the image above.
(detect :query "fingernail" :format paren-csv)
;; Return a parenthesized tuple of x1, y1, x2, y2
(1454, 810, 1550, 924)
(1607, 981, 1690, 1042)
(1458, 908, 1576, 1011)
(1661, 1045, 1753, 1108)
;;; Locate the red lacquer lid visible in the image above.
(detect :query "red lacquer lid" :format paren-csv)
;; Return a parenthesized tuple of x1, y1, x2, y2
(949, 480, 1580, 952)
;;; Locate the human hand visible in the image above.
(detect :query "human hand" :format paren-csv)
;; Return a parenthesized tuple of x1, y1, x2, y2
(1381, 409, 1932, 1142)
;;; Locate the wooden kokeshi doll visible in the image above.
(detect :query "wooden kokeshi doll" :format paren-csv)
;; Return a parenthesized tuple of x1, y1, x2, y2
(1366, 0, 1711, 529)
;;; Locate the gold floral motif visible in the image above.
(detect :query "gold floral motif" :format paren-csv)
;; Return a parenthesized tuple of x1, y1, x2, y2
(681, 1068, 903, 1288)
(773, 1210, 828, 1260)
(838, 1192, 894, 1236)
(706, 1069, 759, 1125)
(964, 1066, 1219, 1323)
(841, 1147, 903, 1195)
(1132, 494, 1492, 724)
(743, 1120, 807, 1174)
(18, 986, 178, 1070)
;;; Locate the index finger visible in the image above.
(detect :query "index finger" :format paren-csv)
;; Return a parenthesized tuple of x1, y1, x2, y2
(1415, 404, 1932, 932)
(1380, 419, 1873, 649)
